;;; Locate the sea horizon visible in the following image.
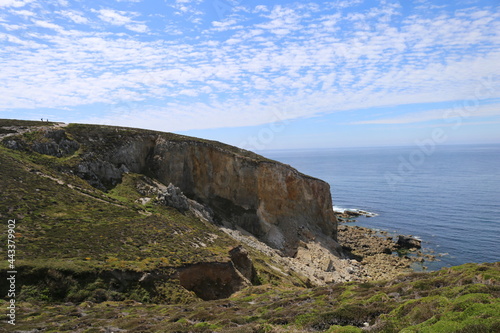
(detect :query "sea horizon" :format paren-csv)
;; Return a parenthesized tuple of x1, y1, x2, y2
(257, 142, 500, 153)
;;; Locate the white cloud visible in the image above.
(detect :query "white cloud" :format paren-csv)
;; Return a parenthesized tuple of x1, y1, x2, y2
(168, 0, 203, 23)
(253, 5, 268, 13)
(58, 10, 89, 24)
(211, 19, 241, 32)
(0, 23, 23, 30)
(0, 0, 33, 8)
(256, 5, 303, 35)
(126, 23, 148, 33)
(95, 9, 133, 25)
(33, 20, 63, 31)
(93, 8, 148, 33)
(11, 9, 35, 16)
(332, 0, 363, 9)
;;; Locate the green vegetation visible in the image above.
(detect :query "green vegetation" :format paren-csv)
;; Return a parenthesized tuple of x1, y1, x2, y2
(0, 263, 498, 332)
(0, 120, 498, 332)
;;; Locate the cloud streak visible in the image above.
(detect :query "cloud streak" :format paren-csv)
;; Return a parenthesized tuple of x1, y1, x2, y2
(351, 103, 500, 125)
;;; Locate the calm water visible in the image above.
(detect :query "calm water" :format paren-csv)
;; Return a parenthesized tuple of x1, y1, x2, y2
(263, 144, 500, 270)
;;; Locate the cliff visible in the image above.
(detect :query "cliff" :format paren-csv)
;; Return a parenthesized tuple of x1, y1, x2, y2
(0, 119, 346, 297)
(20, 122, 339, 257)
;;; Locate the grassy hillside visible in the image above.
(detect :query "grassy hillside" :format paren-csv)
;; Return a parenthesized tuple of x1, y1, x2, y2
(1, 263, 498, 332)
(0, 119, 499, 332)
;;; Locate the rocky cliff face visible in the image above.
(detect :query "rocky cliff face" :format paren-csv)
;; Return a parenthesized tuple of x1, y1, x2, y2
(147, 138, 338, 256)
(5, 123, 340, 258)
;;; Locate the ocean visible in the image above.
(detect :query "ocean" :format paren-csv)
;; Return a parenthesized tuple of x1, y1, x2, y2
(262, 144, 500, 271)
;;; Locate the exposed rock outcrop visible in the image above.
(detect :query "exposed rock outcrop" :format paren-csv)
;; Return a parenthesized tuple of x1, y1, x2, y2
(157, 183, 190, 213)
(34, 129, 80, 157)
(3, 128, 80, 157)
(156, 183, 215, 223)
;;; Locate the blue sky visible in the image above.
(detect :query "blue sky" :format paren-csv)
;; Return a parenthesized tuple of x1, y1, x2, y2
(1, 0, 499, 150)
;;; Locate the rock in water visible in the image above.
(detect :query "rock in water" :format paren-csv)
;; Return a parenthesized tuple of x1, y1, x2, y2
(397, 235, 422, 249)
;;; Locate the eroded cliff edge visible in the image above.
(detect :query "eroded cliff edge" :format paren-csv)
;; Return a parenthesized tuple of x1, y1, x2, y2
(4, 123, 340, 259)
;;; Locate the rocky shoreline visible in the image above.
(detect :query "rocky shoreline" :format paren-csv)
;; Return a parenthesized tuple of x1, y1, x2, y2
(222, 215, 438, 286)
(336, 220, 437, 281)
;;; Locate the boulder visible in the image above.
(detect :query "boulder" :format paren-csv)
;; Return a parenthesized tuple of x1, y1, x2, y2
(156, 183, 215, 222)
(157, 183, 190, 213)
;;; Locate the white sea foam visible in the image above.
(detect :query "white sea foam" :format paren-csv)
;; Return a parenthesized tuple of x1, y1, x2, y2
(332, 205, 347, 213)
(332, 206, 378, 217)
